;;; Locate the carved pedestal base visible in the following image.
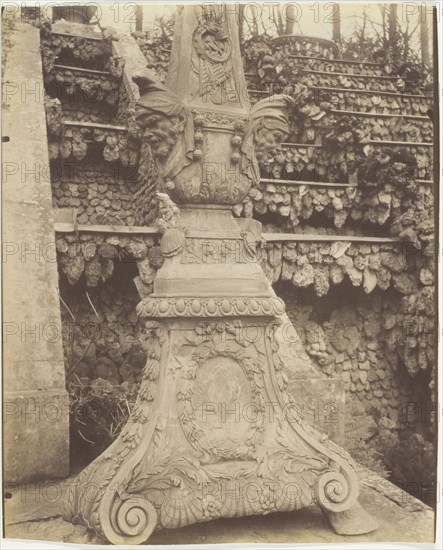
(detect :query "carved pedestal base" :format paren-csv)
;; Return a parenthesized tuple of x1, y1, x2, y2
(61, 2, 380, 540)
(64, 311, 377, 543)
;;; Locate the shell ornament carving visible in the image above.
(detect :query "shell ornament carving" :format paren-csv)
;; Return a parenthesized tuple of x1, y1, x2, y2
(160, 227, 186, 257)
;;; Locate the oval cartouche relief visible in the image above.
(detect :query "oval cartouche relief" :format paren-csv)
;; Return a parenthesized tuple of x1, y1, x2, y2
(190, 355, 252, 453)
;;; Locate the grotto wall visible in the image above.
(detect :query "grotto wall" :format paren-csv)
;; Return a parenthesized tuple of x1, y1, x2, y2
(41, 18, 349, 464)
(246, 35, 436, 491)
(36, 14, 436, 495)
(279, 282, 435, 485)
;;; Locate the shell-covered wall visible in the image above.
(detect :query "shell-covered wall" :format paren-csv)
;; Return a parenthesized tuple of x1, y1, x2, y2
(40, 19, 436, 489)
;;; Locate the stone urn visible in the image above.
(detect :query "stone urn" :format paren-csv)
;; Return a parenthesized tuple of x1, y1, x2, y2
(52, 5, 97, 25)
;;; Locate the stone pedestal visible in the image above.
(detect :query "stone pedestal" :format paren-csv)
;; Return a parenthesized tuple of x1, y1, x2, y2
(64, 207, 376, 543)
(63, 5, 377, 543)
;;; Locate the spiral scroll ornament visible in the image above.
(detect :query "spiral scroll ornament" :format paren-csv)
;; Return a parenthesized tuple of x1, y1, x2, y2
(100, 495, 158, 545)
(315, 471, 358, 513)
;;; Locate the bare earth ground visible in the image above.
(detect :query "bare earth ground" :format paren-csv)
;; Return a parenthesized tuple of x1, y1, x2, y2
(3, 469, 434, 545)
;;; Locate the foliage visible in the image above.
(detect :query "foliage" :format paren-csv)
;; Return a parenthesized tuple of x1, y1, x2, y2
(322, 115, 369, 152)
(68, 375, 139, 464)
(340, 5, 424, 69)
(340, 33, 380, 63)
(132, 14, 174, 82)
(61, 293, 146, 464)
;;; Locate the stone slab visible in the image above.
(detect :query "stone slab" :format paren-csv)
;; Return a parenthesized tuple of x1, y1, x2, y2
(3, 390, 70, 483)
(271, 289, 345, 445)
(2, 22, 69, 482)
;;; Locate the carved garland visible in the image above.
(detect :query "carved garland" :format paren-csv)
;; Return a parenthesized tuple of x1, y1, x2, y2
(191, 109, 247, 128)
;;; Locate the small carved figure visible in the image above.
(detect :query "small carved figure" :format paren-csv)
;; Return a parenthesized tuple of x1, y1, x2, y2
(154, 192, 186, 259)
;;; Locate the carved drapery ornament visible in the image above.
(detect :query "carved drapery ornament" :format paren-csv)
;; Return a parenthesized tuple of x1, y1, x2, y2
(64, 4, 378, 544)
(191, 6, 237, 105)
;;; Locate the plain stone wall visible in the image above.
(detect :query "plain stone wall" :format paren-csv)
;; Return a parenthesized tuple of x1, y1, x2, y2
(2, 22, 69, 482)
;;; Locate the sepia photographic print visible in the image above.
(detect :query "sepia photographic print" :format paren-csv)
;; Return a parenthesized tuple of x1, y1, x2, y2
(1, 1, 441, 547)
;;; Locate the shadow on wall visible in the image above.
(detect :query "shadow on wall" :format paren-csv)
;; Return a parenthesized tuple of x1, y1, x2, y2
(59, 260, 145, 469)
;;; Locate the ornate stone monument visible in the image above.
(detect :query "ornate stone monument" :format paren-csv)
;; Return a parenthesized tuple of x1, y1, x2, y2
(64, 5, 378, 543)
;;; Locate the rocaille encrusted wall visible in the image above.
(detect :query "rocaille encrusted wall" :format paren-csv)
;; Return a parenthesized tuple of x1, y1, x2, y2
(41, 19, 435, 490)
